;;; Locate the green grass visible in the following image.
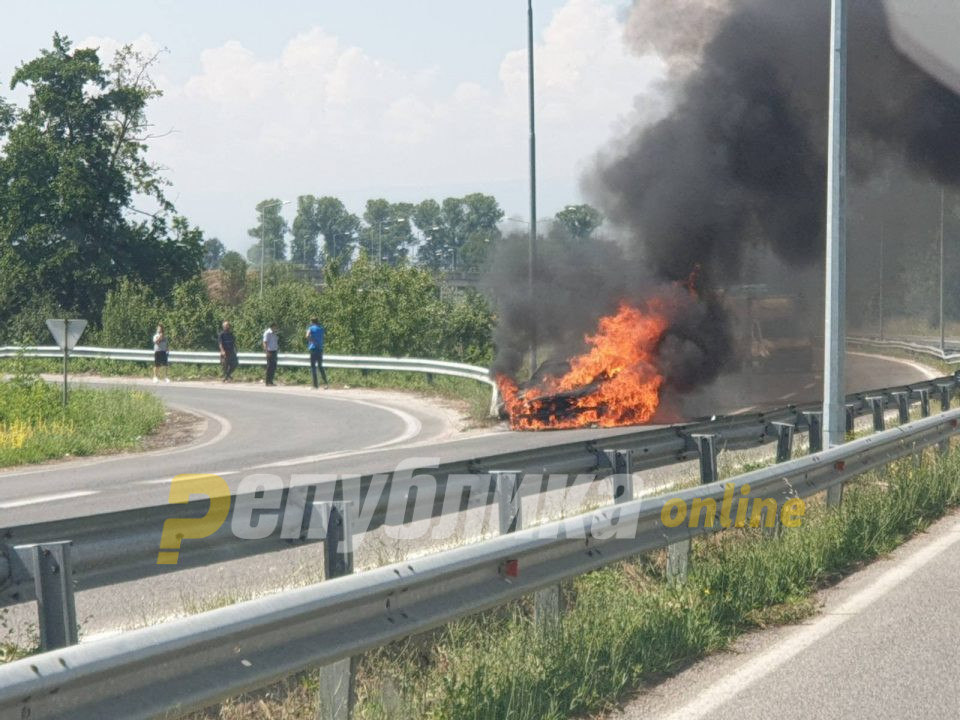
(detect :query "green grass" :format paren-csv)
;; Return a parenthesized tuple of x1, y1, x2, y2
(0, 356, 496, 426)
(184, 444, 960, 720)
(0, 376, 165, 467)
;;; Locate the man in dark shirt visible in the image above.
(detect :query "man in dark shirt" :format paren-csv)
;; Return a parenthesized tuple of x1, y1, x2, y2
(218, 320, 238, 382)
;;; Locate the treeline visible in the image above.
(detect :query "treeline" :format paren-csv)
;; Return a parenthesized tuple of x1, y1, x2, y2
(203, 197, 604, 275)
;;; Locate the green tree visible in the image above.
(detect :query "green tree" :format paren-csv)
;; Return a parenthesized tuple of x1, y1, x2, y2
(0, 36, 202, 330)
(220, 251, 248, 305)
(553, 204, 603, 241)
(412, 194, 502, 271)
(360, 199, 415, 266)
(100, 279, 163, 348)
(203, 237, 226, 269)
(247, 199, 289, 265)
(292, 195, 361, 268)
(165, 278, 221, 350)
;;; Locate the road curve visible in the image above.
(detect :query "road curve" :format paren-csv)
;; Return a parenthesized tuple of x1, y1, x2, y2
(0, 352, 939, 526)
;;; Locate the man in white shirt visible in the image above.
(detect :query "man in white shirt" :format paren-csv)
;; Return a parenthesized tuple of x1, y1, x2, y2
(262, 323, 279, 386)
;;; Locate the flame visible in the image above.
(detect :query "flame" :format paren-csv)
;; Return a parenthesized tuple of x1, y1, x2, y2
(498, 301, 669, 430)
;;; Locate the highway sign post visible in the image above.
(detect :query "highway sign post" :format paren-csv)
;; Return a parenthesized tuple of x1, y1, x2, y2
(45, 319, 87, 406)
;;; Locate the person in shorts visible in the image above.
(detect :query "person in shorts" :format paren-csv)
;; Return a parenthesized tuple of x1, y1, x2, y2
(153, 323, 170, 383)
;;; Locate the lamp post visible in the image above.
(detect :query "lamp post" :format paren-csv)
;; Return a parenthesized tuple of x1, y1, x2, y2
(527, 0, 538, 377)
(377, 217, 407, 266)
(259, 199, 290, 298)
(822, 0, 847, 508)
(940, 187, 946, 352)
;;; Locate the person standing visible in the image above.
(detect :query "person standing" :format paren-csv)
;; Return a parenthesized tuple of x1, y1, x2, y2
(262, 322, 279, 386)
(153, 323, 170, 383)
(218, 320, 238, 382)
(305, 317, 329, 389)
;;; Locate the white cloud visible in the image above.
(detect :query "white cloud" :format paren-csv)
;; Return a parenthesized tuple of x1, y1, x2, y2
(91, 0, 665, 249)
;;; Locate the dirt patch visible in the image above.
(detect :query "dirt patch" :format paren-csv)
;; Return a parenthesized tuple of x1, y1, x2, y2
(139, 409, 206, 452)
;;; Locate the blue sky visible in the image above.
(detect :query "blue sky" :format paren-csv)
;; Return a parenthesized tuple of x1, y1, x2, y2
(1, 1, 663, 252)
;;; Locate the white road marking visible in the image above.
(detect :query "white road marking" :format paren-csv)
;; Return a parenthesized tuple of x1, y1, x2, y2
(657, 513, 960, 720)
(780, 392, 798, 400)
(0, 406, 232, 481)
(135, 470, 238, 486)
(0, 490, 99, 509)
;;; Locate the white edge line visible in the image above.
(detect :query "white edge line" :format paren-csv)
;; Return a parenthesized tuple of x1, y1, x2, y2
(658, 513, 960, 720)
(0, 406, 232, 481)
(0, 490, 99, 509)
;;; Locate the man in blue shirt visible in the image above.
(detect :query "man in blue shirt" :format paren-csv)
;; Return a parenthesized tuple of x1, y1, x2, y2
(305, 317, 329, 389)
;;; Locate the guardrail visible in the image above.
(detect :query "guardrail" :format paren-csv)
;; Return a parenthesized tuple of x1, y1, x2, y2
(0, 345, 500, 414)
(850, 335, 960, 363)
(2, 407, 957, 719)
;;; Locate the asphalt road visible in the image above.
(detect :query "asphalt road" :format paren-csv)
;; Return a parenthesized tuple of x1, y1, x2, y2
(0, 351, 937, 527)
(608, 509, 960, 720)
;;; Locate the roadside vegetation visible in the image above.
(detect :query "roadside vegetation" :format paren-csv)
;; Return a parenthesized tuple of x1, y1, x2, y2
(183, 444, 960, 719)
(0, 373, 165, 467)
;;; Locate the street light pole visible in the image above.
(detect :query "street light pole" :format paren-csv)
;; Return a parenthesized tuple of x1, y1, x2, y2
(879, 220, 885, 341)
(936, 187, 946, 350)
(259, 199, 289, 298)
(822, 0, 847, 504)
(527, 0, 538, 377)
(377, 218, 406, 266)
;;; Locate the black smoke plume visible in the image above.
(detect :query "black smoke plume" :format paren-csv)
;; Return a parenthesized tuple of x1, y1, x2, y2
(489, 0, 960, 402)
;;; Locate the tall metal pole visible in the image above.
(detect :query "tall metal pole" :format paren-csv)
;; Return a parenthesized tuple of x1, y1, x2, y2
(879, 221, 885, 341)
(259, 205, 266, 298)
(823, 0, 848, 473)
(940, 187, 946, 352)
(527, 0, 538, 377)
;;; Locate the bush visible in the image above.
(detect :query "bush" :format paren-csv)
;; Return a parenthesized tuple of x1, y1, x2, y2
(100, 279, 163, 349)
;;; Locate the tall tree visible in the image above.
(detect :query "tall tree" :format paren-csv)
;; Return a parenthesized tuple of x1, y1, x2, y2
(247, 198, 289, 265)
(459, 193, 503, 271)
(203, 237, 226, 269)
(553, 204, 603, 241)
(0, 35, 203, 327)
(360, 199, 415, 265)
(291, 195, 361, 268)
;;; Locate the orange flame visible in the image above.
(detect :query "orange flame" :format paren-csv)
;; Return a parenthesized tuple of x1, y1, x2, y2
(498, 301, 669, 430)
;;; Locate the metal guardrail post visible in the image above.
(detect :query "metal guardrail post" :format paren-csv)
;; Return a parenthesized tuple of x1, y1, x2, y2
(806, 411, 823, 453)
(772, 422, 795, 463)
(893, 391, 910, 424)
(493, 471, 523, 535)
(20, 542, 78, 650)
(666, 538, 690, 584)
(317, 502, 355, 720)
(915, 389, 931, 418)
(692, 434, 718, 485)
(603, 449, 634, 504)
(845, 403, 856, 434)
(492, 470, 560, 627)
(867, 396, 885, 432)
(938, 383, 953, 413)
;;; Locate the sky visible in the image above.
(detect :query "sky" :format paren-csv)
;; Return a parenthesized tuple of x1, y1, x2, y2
(1, 1, 666, 253)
